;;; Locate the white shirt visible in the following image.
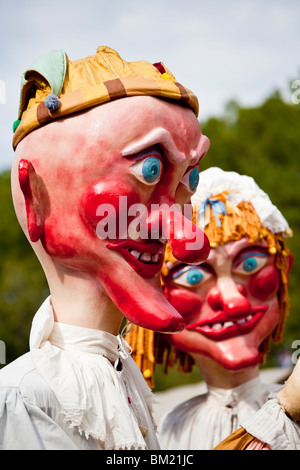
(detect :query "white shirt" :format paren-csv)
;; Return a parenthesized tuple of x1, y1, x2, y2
(158, 376, 281, 450)
(0, 297, 160, 450)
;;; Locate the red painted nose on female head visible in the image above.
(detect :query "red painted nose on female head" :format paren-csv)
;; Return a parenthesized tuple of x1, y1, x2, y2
(223, 297, 252, 318)
(207, 286, 252, 319)
(148, 205, 210, 265)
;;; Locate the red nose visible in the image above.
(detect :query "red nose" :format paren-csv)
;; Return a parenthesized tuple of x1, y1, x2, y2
(207, 286, 251, 319)
(148, 206, 210, 265)
(223, 297, 252, 318)
(168, 210, 210, 264)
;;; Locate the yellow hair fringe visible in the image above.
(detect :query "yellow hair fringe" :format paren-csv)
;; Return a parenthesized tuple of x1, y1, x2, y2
(125, 326, 156, 388)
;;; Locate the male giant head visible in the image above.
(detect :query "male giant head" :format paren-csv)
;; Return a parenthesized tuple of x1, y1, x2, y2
(11, 46, 210, 335)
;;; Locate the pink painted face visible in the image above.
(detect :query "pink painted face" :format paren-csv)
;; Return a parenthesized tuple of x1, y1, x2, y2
(163, 237, 281, 369)
(18, 96, 210, 332)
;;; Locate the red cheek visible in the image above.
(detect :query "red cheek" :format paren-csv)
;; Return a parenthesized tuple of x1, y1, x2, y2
(249, 264, 280, 300)
(163, 284, 203, 322)
(80, 179, 139, 238)
(42, 225, 79, 258)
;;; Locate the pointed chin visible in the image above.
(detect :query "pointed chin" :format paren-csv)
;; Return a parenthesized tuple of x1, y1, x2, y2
(212, 338, 261, 370)
(167, 328, 262, 370)
(101, 268, 185, 332)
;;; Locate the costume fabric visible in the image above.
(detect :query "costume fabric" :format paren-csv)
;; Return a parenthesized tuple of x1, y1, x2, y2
(215, 396, 300, 450)
(0, 297, 159, 450)
(239, 397, 300, 450)
(158, 376, 281, 450)
(213, 426, 271, 450)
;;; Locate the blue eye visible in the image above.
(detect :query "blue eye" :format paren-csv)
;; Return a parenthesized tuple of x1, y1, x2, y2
(180, 167, 200, 193)
(187, 268, 203, 285)
(130, 155, 163, 185)
(189, 168, 199, 192)
(142, 157, 162, 183)
(243, 257, 257, 272)
(233, 251, 269, 276)
(171, 266, 211, 288)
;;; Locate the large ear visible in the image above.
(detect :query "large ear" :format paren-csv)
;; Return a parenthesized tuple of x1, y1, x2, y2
(18, 159, 43, 242)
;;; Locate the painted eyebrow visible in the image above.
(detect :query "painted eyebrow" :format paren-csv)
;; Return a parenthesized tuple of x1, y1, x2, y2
(121, 127, 201, 166)
(132, 148, 162, 162)
(171, 266, 191, 279)
(182, 162, 200, 175)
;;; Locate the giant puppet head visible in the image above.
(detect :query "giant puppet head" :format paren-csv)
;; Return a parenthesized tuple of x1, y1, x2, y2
(156, 167, 293, 372)
(11, 46, 210, 334)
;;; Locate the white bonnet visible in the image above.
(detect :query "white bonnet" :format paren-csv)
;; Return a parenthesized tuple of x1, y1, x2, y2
(191, 167, 291, 235)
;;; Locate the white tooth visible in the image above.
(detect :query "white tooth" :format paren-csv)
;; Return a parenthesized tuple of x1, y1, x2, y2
(224, 321, 234, 328)
(211, 323, 222, 330)
(237, 318, 246, 324)
(246, 315, 253, 322)
(131, 250, 140, 259)
(152, 253, 159, 263)
(140, 252, 151, 262)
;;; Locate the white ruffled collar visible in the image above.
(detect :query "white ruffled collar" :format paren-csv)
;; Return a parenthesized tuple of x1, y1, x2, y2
(207, 376, 263, 407)
(49, 322, 121, 363)
(29, 297, 159, 450)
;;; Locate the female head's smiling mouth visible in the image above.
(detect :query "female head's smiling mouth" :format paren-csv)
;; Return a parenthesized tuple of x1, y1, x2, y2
(185, 305, 268, 341)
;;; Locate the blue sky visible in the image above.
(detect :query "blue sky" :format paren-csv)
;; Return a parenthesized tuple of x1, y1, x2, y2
(0, 0, 299, 171)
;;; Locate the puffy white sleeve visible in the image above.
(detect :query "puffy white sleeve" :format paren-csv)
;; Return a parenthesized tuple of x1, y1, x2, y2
(241, 394, 300, 451)
(0, 387, 78, 450)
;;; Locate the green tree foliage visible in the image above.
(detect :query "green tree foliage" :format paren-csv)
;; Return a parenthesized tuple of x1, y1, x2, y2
(0, 91, 299, 390)
(0, 171, 49, 365)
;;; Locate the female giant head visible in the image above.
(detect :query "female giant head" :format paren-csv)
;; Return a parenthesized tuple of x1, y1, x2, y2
(127, 167, 292, 385)
(159, 167, 293, 372)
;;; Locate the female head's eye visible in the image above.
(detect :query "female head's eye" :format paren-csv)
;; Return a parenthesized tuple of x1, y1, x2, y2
(180, 167, 200, 193)
(186, 268, 203, 285)
(243, 257, 258, 272)
(171, 265, 212, 288)
(233, 252, 269, 276)
(130, 154, 163, 185)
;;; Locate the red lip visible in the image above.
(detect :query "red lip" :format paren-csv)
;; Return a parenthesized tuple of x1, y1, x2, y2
(106, 239, 165, 279)
(185, 305, 268, 341)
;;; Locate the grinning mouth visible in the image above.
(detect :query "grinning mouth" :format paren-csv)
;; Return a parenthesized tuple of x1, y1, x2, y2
(127, 248, 160, 264)
(185, 305, 268, 341)
(106, 239, 165, 279)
